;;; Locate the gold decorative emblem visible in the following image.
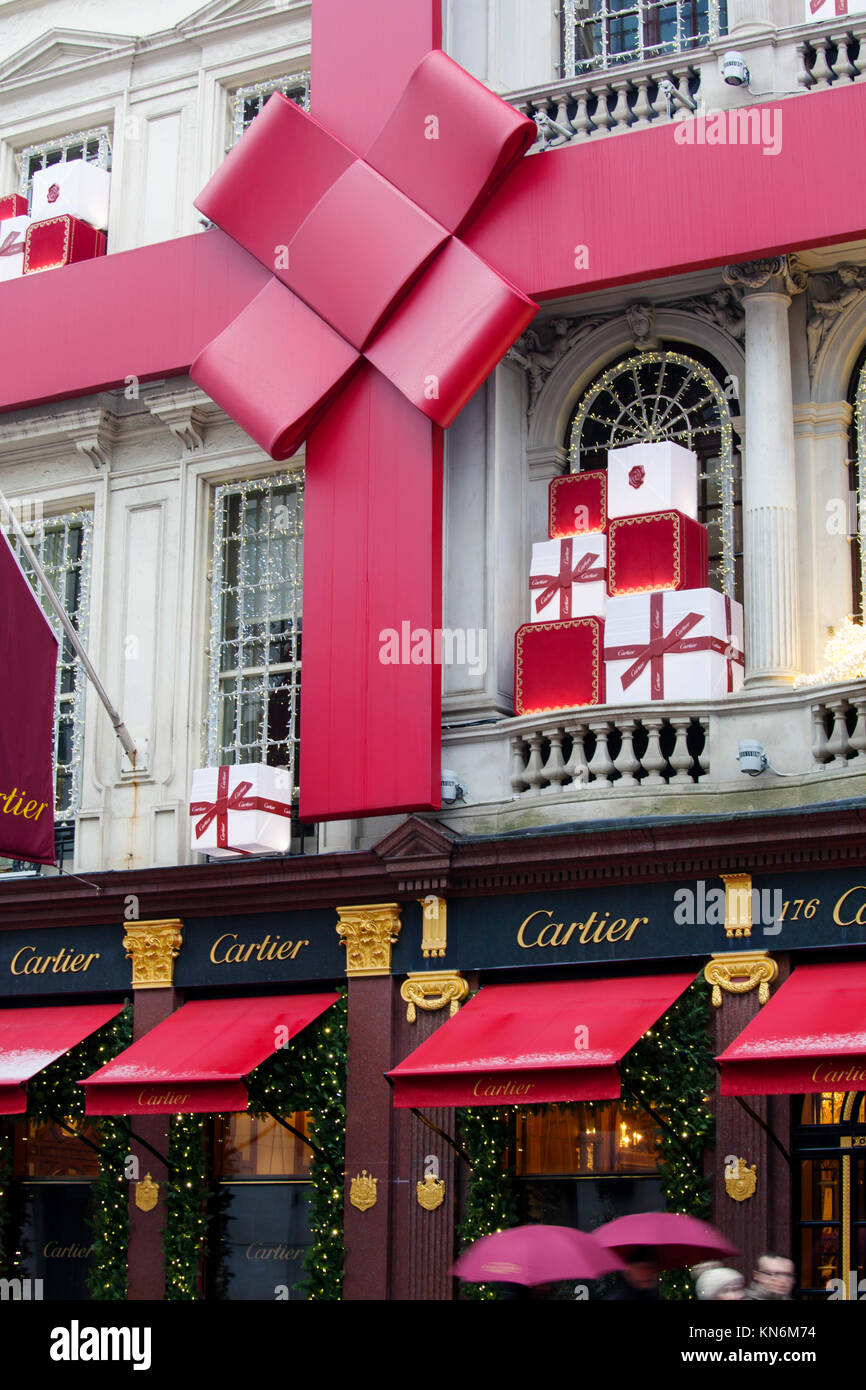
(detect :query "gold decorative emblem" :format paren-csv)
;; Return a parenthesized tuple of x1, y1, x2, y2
(135, 1173, 160, 1212)
(123, 919, 183, 989)
(725, 1158, 757, 1202)
(704, 951, 778, 1007)
(416, 1174, 445, 1210)
(721, 873, 752, 938)
(336, 904, 401, 976)
(401, 971, 469, 1022)
(349, 1171, 378, 1211)
(418, 896, 447, 957)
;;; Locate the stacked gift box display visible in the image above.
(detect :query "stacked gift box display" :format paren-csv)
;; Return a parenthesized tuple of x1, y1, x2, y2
(514, 441, 745, 716)
(0, 160, 109, 281)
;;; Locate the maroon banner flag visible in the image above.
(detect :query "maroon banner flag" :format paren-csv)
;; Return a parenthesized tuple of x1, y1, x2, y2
(0, 531, 58, 863)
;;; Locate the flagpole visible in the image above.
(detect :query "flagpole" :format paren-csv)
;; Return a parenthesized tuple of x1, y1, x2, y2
(0, 492, 138, 763)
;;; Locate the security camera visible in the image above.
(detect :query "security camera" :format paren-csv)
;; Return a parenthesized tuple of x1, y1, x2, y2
(721, 51, 750, 87)
(441, 769, 467, 805)
(738, 740, 768, 776)
(659, 77, 697, 113)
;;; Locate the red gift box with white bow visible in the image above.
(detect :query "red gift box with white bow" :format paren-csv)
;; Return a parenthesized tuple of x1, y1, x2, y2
(514, 618, 605, 715)
(603, 589, 744, 704)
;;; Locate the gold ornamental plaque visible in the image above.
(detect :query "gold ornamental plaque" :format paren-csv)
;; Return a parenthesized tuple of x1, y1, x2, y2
(135, 1173, 160, 1212)
(349, 1170, 378, 1211)
(725, 1157, 757, 1202)
(416, 1174, 445, 1210)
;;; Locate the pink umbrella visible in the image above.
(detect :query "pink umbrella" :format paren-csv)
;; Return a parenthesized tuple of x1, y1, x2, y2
(593, 1212, 739, 1270)
(453, 1224, 626, 1286)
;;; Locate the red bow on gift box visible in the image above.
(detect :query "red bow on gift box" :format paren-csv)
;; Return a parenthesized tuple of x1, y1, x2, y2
(530, 540, 607, 616)
(189, 765, 292, 854)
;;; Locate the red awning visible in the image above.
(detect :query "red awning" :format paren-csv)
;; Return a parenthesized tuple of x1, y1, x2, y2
(81, 992, 339, 1114)
(387, 974, 694, 1108)
(0, 1003, 123, 1115)
(717, 961, 866, 1096)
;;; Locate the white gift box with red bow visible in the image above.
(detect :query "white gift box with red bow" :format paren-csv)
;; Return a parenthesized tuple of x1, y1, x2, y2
(529, 535, 607, 620)
(603, 588, 744, 704)
(189, 763, 293, 857)
(607, 441, 698, 521)
(0, 216, 31, 281)
(31, 160, 111, 231)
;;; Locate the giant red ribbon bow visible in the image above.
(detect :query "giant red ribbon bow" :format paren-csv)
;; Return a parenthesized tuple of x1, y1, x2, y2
(189, 50, 538, 460)
(530, 541, 607, 616)
(190, 765, 292, 854)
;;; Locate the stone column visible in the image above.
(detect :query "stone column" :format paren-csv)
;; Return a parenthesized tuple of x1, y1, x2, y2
(724, 258, 806, 686)
(727, 1, 777, 39)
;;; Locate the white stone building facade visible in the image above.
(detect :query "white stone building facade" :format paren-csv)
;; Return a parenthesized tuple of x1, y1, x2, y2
(1, 0, 865, 874)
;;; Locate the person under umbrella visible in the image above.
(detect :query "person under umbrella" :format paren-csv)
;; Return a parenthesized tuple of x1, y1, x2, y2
(603, 1244, 661, 1301)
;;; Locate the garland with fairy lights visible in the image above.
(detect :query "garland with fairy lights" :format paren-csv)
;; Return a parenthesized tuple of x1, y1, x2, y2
(454, 978, 714, 1301)
(0, 1002, 132, 1297)
(162, 990, 347, 1301)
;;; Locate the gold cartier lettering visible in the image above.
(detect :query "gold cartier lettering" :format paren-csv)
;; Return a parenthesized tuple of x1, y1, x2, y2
(517, 908, 649, 950)
(811, 1064, 866, 1085)
(209, 932, 309, 966)
(10, 945, 100, 976)
(832, 886, 866, 927)
(42, 1242, 93, 1259)
(472, 1077, 536, 1098)
(137, 1090, 189, 1106)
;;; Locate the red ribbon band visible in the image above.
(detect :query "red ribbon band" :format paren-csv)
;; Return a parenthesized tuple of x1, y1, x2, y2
(604, 593, 744, 698)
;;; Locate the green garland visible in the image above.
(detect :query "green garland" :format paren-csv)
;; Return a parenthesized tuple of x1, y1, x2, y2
(453, 977, 714, 1301)
(455, 1108, 519, 1300)
(0, 1002, 133, 1296)
(162, 990, 348, 1301)
(619, 974, 715, 1299)
(246, 990, 347, 1300)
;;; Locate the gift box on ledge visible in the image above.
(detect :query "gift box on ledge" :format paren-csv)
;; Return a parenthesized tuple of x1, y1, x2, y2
(0, 194, 27, 223)
(190, 763, 293, 857)
(608, 441, 698, 520)
(607, 510, 707, 595)
(514, 618, 605, 715)
(529, 535, 607, 621)
(548, 470, 607, 537)
(0, 217, 31, 282)
(23, 216, 106, 274)
(31, 160, 111, 230)
(603, 589, 744, 705)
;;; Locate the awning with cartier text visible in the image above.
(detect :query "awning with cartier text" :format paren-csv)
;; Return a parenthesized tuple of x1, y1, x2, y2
(717, 961, 866, 1096)
(387, 974, 695, 1108)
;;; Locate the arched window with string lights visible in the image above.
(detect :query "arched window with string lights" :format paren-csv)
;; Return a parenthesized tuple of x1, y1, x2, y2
(568, 348, 742, 604)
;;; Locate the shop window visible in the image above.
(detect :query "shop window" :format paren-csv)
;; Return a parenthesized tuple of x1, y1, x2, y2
(509, 1102, 665, 1229)
(562, 1, 727, 75)
(208, 1112, 314, 1300)
(0, 511, 92, 874)
(795, 1091, 866, 1299)
(229, 74, 310, 149)
(569, 348, 742, 603)
(9, 1118, 100, 1299)
(207, 475, 303, 801)
(16, 128, 111, 204)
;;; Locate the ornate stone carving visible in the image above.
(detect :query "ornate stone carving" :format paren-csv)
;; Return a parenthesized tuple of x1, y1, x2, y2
(349, 1171, 378, 1211)
(724, 1157, 757, 1203)
(512, 314, 607, 415)
(336, 903, 401, 976)
(704, 950, 778, 1007)
(123, 919, 183, 989)
(720, 872, 753, 939)
(625, 302, 659, 351)
(666, 287, 745, 342)
(416, 1173, 446, 1210)
(723, 255, 807, 297)
(400, 970, 469, 1022)
(806, 263, 866, 372)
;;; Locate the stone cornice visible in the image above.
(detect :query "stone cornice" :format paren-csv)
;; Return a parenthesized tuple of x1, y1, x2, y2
(3, 800, 866, 926)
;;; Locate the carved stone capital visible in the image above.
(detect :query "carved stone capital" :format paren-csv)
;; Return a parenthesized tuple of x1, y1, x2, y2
(123, 919, 183, 989)
(704, 951, 778, 1008)
(400, 971, 469, 1022)
(720, 872, 753, 939)
(146, 386, 211, 453)
(336, 902, 401, 976)
(723, 256, 806, 298)
(418, 895, 447, 958)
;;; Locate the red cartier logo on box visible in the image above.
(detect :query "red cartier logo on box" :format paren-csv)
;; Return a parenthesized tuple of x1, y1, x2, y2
(47, 184, 60, 204)
(628, 465, 645, 490)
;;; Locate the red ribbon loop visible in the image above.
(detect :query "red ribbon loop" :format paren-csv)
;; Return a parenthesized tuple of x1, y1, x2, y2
(530, 543, 606, 615)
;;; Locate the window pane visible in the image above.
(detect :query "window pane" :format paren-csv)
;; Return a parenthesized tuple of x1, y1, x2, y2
(514, 1102, 661, 1176)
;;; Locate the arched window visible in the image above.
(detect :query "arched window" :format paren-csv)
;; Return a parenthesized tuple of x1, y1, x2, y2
(568, 348, 742, 602)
